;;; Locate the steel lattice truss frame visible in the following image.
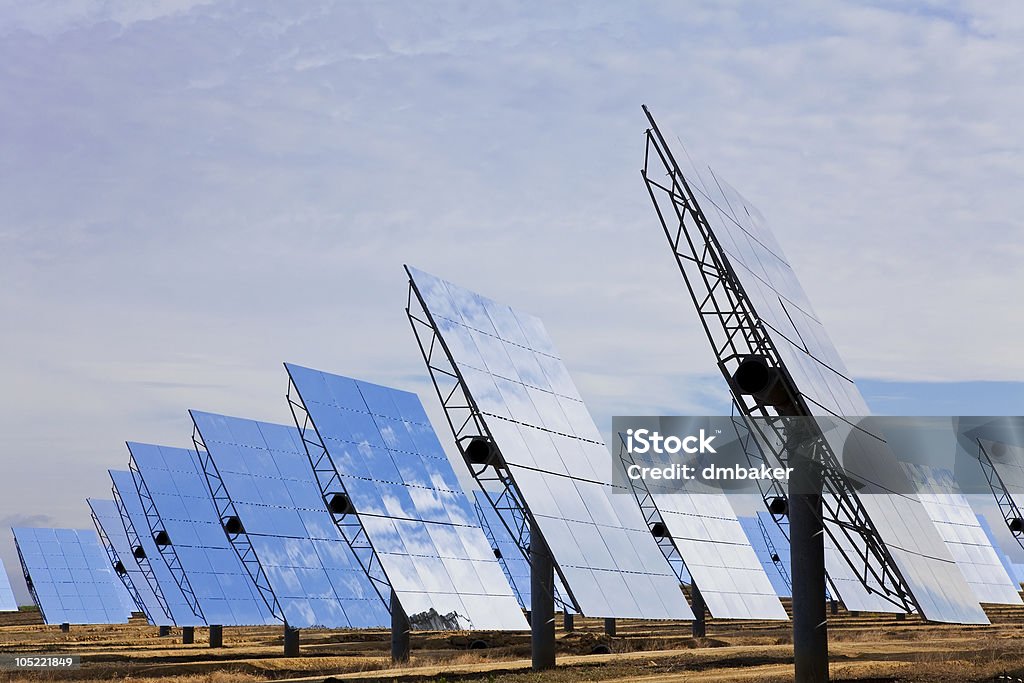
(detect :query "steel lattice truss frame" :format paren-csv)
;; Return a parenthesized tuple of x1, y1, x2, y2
(129, 449, 206, 622)
(111, 478, 174, 623)
(89, 503, 149, 622)
(977, 440, 1024, 552)
(192, 426, 285, 623)
(641, 107, 915, 614)
(756, 515, 793, 594)
(286, 377, 393, 616)
(405, 275, 578, 615)
(615, 435, 690, 586)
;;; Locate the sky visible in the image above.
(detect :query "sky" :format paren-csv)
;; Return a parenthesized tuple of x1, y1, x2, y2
(1, 1, 1023, 605)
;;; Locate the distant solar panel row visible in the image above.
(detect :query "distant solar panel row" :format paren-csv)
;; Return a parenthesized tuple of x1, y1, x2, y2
(13, 527, 135, 625)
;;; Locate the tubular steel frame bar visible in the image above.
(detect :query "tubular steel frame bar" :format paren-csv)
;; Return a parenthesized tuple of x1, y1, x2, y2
(285, 376, 394, 615)
(112, 483, 174, 623)
(640, 105, 916, 615)
(90, 504, 151, 623)
(14, 538, 45, 623)
(404, 270, 579, 615)
(615, 435, 691, 587)
(192, 424, 284, 623)
(129, 451, 206, 622)
(977, 440, 1024, 551)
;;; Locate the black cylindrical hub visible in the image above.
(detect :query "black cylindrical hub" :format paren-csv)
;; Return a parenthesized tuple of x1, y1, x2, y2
(182, 626, 195, 644)
(732, 357, 799, 414)
(153, 530, 171, 546)
(209, 624, 223, 648)
(768, 496, 789, 516)
(133, 546, 147, 559)
(328, 493, 354, 516)
(223, 516, 245, 535)
(530, 518, 556, 671)
(390, 590, 411, 664)
(1009, 517, 1024, 534)
(650, 521, 668, 538)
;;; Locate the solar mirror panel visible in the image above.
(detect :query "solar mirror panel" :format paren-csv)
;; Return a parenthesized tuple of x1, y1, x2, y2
(406, 266, 694, 621)
(901, 464, 1020, 605)
(739, 515, 792, 598)
(110, 468, 203, 626)
(88, 497, 167, 624)
(127, 442, 278, 626)
(976, 514, 1021, 588)
(472, 490, 531, 610)
(0, 558, 19, 611)
(191, 410, 391, 629)
(652, 137, 988, 625)
(285, 364, 528, 631)
(617, 433, 787, 619)
(12, 527, 134, 624)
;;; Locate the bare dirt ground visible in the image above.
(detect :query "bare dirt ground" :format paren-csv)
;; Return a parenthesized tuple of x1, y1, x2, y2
(2, 600, 1024, 682)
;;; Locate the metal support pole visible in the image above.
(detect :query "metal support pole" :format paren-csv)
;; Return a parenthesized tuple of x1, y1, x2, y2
(830, 600, 838, 616)
(790, 442, 829, 683)
(182, 626, 194, 644)
(563, 612, 574, 632)
(691, 584, 706, 638)
(159, 625, 171, 636)
(604, 618, 616, 637)
(209, 624, 223, 648)
(59, 623, 69, 633)
(284, 625, 300, 656)
(896, 613, 906, 622)
(390, 590, 410, 664)
(530, 518, 556, 671)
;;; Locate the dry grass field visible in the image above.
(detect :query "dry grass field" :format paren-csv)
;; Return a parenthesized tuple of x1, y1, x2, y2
(3, 600, 1024, 682)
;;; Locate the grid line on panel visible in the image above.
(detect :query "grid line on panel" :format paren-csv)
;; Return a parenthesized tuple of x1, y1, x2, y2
(192, 425, 284, 623)
(88, 499, 151, 623)
(128, 446, 206, 622)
